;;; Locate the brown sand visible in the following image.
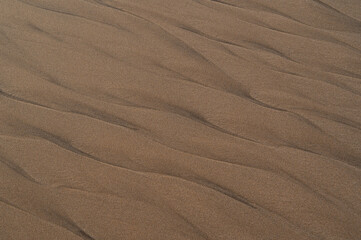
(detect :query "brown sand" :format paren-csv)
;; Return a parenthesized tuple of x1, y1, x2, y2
(1, 0, 361, 239)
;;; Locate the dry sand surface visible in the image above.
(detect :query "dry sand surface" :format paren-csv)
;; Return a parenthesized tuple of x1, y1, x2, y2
(1, 0, 361, 239)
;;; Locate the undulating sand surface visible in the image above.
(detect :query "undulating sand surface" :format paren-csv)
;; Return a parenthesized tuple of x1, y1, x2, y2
(1, 0, 361, 239)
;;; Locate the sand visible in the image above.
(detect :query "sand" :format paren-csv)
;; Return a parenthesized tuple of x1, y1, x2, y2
(0, 0, 360, 239)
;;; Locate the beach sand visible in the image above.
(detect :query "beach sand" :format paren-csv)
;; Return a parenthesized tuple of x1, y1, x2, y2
(0, 0, 360, 239)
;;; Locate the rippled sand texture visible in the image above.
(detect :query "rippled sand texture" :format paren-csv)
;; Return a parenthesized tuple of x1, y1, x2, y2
(1, 0, 361, 239)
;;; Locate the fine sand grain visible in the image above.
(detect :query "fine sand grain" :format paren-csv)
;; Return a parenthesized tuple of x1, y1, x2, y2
(0, 0, 361, 239)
